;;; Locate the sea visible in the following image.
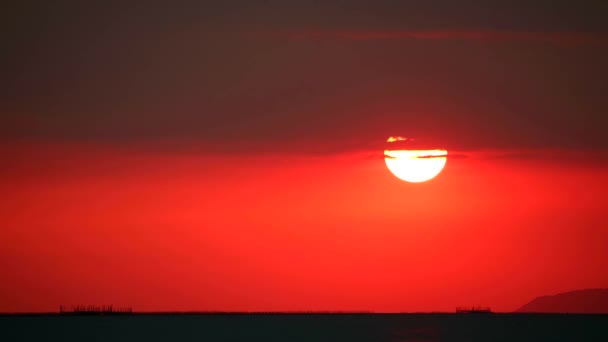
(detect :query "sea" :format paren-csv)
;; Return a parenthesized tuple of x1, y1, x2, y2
(1, 313, 607, 341)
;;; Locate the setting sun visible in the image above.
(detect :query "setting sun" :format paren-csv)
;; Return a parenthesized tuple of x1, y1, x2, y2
(3, 2, 608, 340)
(384, 149, 448, 183)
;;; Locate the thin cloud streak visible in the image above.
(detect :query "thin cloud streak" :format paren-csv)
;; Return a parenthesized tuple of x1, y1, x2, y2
(279, 30, 608, 45)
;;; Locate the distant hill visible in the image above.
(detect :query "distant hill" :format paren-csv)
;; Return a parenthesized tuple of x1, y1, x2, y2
(517, 289, 608, 313)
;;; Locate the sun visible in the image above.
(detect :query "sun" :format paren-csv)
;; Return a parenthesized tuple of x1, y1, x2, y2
(384, 137, 447, 183)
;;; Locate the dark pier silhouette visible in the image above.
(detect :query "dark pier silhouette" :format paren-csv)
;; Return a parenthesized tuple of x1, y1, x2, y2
(59, 305, 133, 315)
(455, 306, 493, 314)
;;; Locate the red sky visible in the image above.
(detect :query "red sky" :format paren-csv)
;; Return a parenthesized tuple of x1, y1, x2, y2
(1, 143, 606, 313)
(2, 1, 608, 313)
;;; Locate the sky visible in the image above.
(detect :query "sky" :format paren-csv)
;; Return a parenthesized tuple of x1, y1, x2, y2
(1, 1, 608, 313)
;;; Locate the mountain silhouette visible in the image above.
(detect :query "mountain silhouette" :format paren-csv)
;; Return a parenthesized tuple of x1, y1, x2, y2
(517, 289, 608, 313)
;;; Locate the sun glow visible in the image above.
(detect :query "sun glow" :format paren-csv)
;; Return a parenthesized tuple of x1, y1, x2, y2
(384, 149, 448, 183)
(387, 136, 409, 143)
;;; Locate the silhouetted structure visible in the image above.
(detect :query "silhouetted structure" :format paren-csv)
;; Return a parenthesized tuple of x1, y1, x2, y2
(455, 306, 493, 314)
(59, 305, 132, 315)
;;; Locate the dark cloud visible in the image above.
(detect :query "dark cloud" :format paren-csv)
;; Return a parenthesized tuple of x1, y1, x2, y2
(2, 1, 608, 152)
(417, 154, 467, 159)
(281, 30, 608, 46)
(480, 150, 608, 162)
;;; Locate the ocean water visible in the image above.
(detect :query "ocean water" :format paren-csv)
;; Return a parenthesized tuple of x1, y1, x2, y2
(1, 313, 607, 341)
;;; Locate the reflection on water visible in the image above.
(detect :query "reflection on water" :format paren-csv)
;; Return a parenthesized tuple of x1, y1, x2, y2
(1, 313, 607, 341)
(392, 326, 439, 342)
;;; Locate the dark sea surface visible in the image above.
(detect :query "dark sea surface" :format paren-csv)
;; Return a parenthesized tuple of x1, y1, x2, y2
(1, 313, 607, 341)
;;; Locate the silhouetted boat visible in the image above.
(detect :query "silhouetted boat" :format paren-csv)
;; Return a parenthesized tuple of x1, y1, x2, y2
(455, 306, 493, 314)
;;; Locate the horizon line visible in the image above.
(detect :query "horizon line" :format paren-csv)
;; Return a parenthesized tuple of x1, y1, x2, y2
(4, 310, 605, 316)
